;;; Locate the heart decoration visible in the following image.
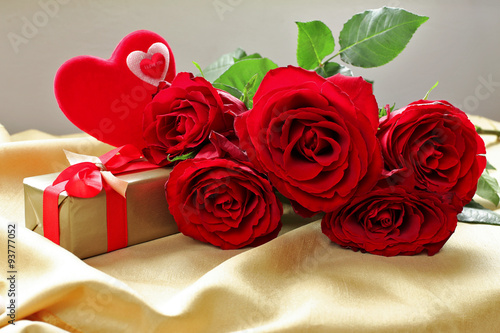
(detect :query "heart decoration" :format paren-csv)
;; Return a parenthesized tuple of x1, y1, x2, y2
(141, 53, 166, 79)
(127, 42, 170, 85)
(54, 30, 176, 149)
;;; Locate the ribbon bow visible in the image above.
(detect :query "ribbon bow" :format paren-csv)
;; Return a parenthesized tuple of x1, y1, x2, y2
(43, 145, 159, 251)
(55, 144, 157, 198)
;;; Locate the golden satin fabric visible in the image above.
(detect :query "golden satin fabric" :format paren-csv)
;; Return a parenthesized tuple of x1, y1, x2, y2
(1, 117, 500, 332)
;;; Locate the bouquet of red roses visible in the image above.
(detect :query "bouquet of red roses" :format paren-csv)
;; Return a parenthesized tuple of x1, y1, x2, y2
(54, 7, 495, 257)
(152, 66, 485, 256)
(134, 7, 489, 257)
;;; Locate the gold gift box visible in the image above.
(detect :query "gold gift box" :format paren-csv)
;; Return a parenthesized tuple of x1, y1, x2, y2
(23, 168, 178, 259)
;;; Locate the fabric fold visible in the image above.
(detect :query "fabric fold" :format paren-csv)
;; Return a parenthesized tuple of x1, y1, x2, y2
(2, 216, 500, 332)
(1, 118, 500, 332)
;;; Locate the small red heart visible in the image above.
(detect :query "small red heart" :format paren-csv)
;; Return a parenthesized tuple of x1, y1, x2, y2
(140, 53, 166, 79)
(54, 30, 176, 149)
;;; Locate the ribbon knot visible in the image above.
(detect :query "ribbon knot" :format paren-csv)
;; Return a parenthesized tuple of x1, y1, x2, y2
(95, 162, 107, 171)
(56, 145, 157, 198)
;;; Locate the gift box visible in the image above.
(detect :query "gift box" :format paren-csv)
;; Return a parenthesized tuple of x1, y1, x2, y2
(21, 30, 181, 259)
(24, 167, 178, 259)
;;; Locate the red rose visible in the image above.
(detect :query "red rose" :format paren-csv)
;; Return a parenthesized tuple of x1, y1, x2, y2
(236, 66, 382, 216)
(321, 186, 458, 256)
(142, 72, 246, 165)
(165, 157, 283, 250)
(377, 100, 486, 208)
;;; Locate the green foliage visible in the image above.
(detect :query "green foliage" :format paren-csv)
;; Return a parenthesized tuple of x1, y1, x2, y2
(212, 82, 243, 100)
(378, 103, 396, 118)
(296, 21, 335, 70)
(214, 58, 278, 109)
(236, 53, 262, 62)
(486, 160, 497, 171)
(316, 62, 353, 78)
(459, 202, 500, 226)
(338, 7, 429, 68)
(423, 81, 439, 100)
(167, 150, 200, 163)
(241, 74, 259, 108)
(192, 61, 205, 78)
(202, 48, 248, 82)
(476, 170, 500, 206)
(197, 7, 428, 105)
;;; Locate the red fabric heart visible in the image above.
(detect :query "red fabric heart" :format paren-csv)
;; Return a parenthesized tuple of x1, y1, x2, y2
(140, 53, 166, 79)
(54, 30, 176, 149)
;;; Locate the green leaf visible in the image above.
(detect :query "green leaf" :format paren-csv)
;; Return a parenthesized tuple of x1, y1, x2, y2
(192, 61, 205, 78)
(458, 207, 500, 226)
(476, 172, 500, 206)
(379, 107, 387, 118)
(296, 21, 335, 70)
(423, 81, 439, 100)
(202, 48, 247, 82)
(486, 160, 497, 171)
(235, 53, 262, 62)
(338, 7, 428, 68)
(241, 74, 259, 108)
(212, 83, 243, 100)
(465, 199, 485, 209)
(214, 58, 278, 108)
(167, 149, 200, 163)
(316, 62, 353, 78)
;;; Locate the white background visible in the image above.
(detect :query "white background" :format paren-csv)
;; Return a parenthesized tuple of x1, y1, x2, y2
(1, 0, 499, 135)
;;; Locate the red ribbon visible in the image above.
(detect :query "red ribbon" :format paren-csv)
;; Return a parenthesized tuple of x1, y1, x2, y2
(42, 145, 158, 252)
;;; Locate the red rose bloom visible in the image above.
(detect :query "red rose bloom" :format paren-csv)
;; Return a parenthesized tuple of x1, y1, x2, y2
(321, 186, 458, 256)
(142, 72, 246, 165)
(377, 100, 486, 208)
(165, 157, 283, 250)
(236, 66, 382, 216)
